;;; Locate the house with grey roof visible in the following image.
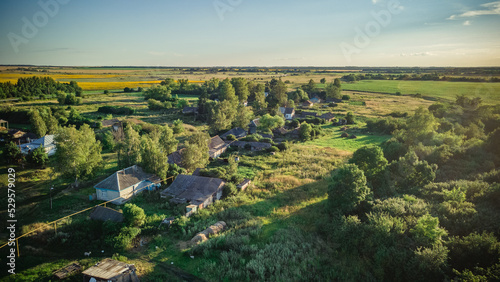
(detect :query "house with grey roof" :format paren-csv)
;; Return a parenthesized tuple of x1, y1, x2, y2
(19, 134, 57, 156)
(248, 118, 260, 134)
(160, 174, 225, 213)
(209, 135, 229, 159)
(94, 165, 161, 204)
(279, 107, 295, 120)
(167, 148, 184, 167)
(220, 127, 247, 140)
(89, 206, 124, 223)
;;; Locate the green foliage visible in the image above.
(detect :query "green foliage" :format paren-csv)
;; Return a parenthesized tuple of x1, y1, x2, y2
(28, 146, 48, 168)
(345, 111, 355, 124)
(447, 232, 500, 273)
(342, 94, 351, 100)
(5, 141, 24, 164)
(123, 203, 146, 227)
(299, 122, 313, 141)
(223, 183, 238, 198)
(182, 132, 210, 171)
(277, 141, 289, 151)
(226, 134, 236, 141)
(388, 151, 437, 193)
(117, 124, 142, 168)
(113, 226, 141, 250)
(148, 98, 172, 110)
(173, 119, 184, 134)
(140, 134, 169, 179)
(350, 146, 388, 195)
(144, 85, 172, 101)
(54, 124, 102, 181)
(259, 114, 284, 132)
(30, 108, 47, 137)
(98, 131, 116, 151)
(97, 106, 135, 115)
(411, 214, 447, 246)
(268, 146, 279, 153)
(328, 164, 371, 214)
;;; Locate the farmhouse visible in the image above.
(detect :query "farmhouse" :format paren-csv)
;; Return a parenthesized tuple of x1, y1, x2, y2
(182, 106, 199, 115)
(94, 165, 161, 204)
(248, 118, 260, 134)
(320, 112, 336, 121)
(279, 107, 296, 120)
(160, 174, 225, 214)
(220, 127, 247, 140)
(89, 206, 124, 223)
(19, 134, 57, 156)
(82, 258, 139, 282)
(209, 135, 229, 159)
(167, 148, 184, 167)
(302, 100, 314, 108)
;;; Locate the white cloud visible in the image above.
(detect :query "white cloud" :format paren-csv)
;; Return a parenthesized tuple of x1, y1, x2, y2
(463, 20, 471, 26)
(448, 1, 500, 19)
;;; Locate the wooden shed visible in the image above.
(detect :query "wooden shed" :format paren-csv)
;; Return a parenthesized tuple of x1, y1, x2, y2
(82, 258, 139, 282)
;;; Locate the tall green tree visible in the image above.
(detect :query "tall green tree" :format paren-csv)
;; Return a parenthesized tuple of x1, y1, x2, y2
(158, 125, 178, 155)
(250, 83, 267, 111)
(268, 79, 288, 108)
(231, 77, 249, 102)
(219, 79, 238, 105)
(299, 122, 313, 141)
(5, 141, 24, 164)
(182, 132, 210, 171)
(233, 104, 253, 130)
(28, 146, 48, 168)
(140, 134, 168, 180)
(30, 108, 47, 137)
(259, 114, 285, 132)
(54, 124, 102, 185)
(117, 124, 142, 168)
(326, 81, 341, 99)
(328, 164, 371, 214)
(123, 203, 146, 227)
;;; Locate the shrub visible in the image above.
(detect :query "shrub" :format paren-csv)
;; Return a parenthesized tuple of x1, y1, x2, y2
(226, 134, 236, 141)
(268, 146, 279, 153)
(97, 106, 135, 115)
(123, 204, 146, 227)
(223, 183, 238, 198)
(104, 90, 109, 94)
(173, 119, 184, 134)
(342, 94, 351, 100)
(277, 142, 289, 151)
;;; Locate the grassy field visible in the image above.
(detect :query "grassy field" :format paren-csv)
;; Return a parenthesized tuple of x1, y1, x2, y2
(303, 125, 391, 152)
(342, 80, 500, 104)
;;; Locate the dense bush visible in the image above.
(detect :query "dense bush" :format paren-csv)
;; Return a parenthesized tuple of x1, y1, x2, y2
(97, 106, 135, 115)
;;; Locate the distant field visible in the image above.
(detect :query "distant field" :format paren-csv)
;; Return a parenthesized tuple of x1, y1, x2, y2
(342, 80, 500, 103)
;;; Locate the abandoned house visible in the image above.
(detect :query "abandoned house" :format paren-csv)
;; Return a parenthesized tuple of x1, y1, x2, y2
(209, 135, 229, 159)
(82, 258, 139, 282)
(94, 165, 161, 204)
(220, 127, 247, 140)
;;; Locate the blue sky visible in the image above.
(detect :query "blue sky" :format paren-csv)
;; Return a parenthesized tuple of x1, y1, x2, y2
(0, 0, 499, 67)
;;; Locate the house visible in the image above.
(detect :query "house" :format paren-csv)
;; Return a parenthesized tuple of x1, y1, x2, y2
(19, 135, 57, 156)
(320, 112, 336, 122)
(279, 107, 295, 120)
(220, 127, 247, 140)
(302, 100, 314, 108)
(82, 258, 139, 282)
(0, 119, 8, 131)
(182, 107, 199, 115)
(160, 175, 225, 214)
(325, 97, 342, 103)
(237, 179, 251, 191)
(248, 118, 260, 134)
(273, 127, 288, 136)
(94, 165, 161, 204)
(299, 111, 317, 119)
(89, 206, 124, 223)
(310, 97, 321, 104)
(167, 149, 184, 167)
(209, 135, 229, 159)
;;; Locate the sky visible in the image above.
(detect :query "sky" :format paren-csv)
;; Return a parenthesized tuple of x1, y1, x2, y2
(0, 0, 499, 67)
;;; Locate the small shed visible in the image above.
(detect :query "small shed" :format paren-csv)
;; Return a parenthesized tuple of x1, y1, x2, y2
(53, 262, 82, 280)
(82, 258, 139, 282)
(89, 206, 124, 223)
(237, 179, 251, 191)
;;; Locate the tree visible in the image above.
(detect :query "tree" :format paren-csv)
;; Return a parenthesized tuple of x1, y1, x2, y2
(222, 183, 238, 198)
(140, 134, 168, 179)
(345, 112, 355, 124)
(118, 124, 142, 168)
(268, 79, 287, 108)
(5, 141, 24, 164)
(411, 214, 447, 246)
(326, 81, 341, 99)
(388, 151, 437, 192)
(123, 203, 146, 227)
(233, 104, 253, 130)
(349, 146, 388, 180)
(219, 79, 238, 105)
(28, 146, 48, 168)
(306, 79, 316, 93)
(328, 164, 371, 214)
(397, 107, 438, 145)
(30, 109, 47, 137)
(299, 122, 313, 141)
(144, 85, 172, 101)
(173, 119, 184, 134)
(259, 114, 285, 132)
(54, 124, 102, 185)
(320, 78, 326, 84)
(231, 77, 249, 102)
(250, 83, 267, 111)
(182, 132, 210, 171)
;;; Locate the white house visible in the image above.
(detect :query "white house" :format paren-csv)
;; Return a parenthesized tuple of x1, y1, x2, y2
(279, 107, 295, 120)
(94, 165, 161, 204)
(19, 135, 57, 156)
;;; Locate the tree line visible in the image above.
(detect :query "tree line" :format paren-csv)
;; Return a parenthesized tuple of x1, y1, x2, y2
(0, 76, 83, 100)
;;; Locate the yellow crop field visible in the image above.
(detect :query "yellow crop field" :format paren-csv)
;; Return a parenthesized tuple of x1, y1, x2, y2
(77, 81, 164, 90)
(0, 73, 121, 83)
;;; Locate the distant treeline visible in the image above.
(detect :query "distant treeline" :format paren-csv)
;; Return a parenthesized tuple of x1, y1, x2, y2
(0, 76, 83, 100)
(342, 73, 500, 83)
